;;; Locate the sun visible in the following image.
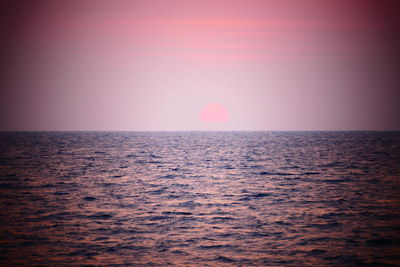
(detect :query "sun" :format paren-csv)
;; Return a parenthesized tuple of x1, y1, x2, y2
(200, 103, 229, 123)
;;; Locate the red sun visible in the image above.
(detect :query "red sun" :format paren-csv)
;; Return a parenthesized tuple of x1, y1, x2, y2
(200, 103, 229, 123)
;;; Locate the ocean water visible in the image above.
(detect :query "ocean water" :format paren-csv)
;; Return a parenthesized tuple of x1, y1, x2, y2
(1, 131, 400, 266)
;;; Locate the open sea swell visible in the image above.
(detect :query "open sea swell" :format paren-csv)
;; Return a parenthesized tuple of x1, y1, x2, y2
(1, 131, 400, 266)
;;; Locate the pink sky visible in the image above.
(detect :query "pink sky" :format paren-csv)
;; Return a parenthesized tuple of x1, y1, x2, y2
(1, 0, 399, 130)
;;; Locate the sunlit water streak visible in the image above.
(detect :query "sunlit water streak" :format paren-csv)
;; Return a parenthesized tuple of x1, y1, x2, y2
(1, 131, 400, 266)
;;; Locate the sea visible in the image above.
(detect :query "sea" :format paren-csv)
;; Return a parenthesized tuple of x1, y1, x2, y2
(0, 131, 400, 266)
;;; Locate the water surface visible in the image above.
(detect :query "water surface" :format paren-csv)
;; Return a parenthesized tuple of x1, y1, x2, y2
(1, 131, 400, 266)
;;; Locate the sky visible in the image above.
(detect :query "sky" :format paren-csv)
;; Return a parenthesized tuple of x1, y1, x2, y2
(0, 0, 399, 131)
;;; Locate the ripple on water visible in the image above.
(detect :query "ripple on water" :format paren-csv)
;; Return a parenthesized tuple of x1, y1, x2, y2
(0, 131, 400, 266)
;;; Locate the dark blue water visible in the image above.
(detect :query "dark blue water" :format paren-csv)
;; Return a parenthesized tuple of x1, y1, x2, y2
(1, 131, 400, 266)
